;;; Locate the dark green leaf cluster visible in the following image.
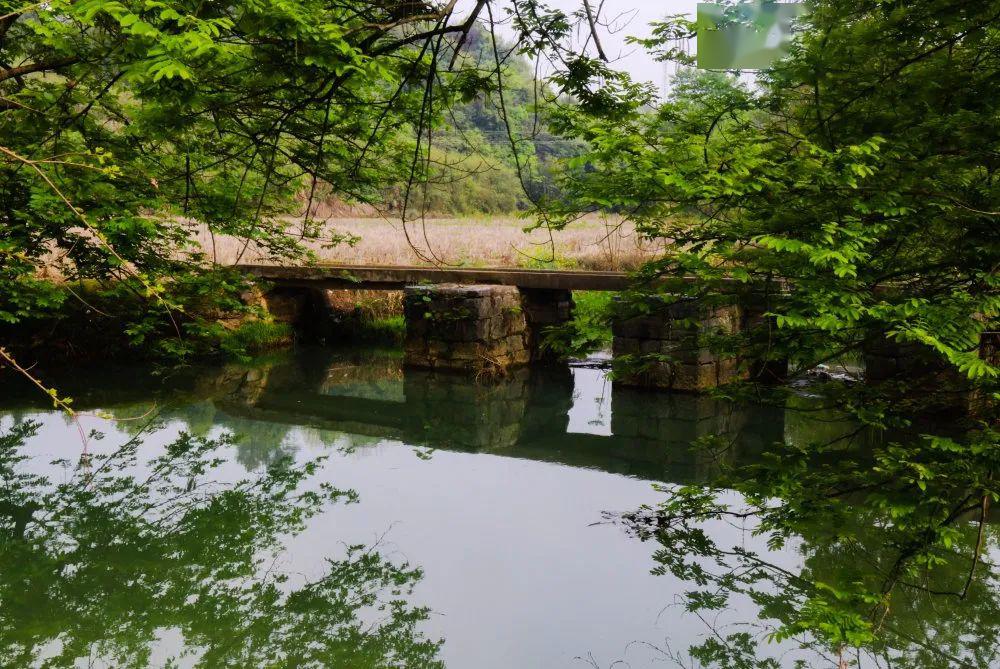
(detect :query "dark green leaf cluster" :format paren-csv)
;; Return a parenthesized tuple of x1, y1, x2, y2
(523, 0, 1000, 664)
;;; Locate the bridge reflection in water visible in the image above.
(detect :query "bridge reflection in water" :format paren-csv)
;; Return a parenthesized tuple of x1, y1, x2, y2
(214, 348, 801, 484)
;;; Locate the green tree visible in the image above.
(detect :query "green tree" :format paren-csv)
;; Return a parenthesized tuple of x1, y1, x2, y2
(620, 423, 1000, 668)
(544, 0, 999, 412)
(520, 0, 1000, 663)
(0, 0, 493, 361)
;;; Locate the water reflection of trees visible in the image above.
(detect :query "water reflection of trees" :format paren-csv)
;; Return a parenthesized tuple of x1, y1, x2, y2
(0, 421, 442, 668)
(624, 421, 1000, 668)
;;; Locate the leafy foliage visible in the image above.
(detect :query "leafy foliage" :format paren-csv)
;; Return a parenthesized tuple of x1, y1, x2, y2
(623, 424, 1000, 668)
(519, 0, 1000, 664)
(541, 289, 612, 357)
(0, 0, 505, 361)
(541, 0, 999, 418)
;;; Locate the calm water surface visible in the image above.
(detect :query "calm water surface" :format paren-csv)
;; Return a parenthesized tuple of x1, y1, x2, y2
(0, 347, 989, 668)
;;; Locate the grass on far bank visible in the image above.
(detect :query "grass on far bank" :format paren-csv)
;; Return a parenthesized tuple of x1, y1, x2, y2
(193, 214, 664, 272)
(322, 290, 406, 345)
(221, 321, 294, 360)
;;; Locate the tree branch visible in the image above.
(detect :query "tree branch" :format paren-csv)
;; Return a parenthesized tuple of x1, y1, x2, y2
(0, 56, 78, 84)
(348, 0, 459, 35)
(581, 0, 608, 61)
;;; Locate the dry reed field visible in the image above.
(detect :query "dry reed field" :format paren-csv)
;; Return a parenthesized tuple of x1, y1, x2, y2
(193, 214, 664, 271)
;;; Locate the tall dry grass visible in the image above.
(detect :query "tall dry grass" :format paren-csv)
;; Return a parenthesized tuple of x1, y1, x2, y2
(193, 214, 664, 271)
(193, 214, 667, 325)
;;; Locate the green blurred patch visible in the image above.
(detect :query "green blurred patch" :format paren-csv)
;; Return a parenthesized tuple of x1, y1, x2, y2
(697, 2, 805, 70)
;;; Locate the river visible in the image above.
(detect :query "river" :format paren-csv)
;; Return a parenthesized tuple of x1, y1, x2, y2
(0, 347, 994, 668)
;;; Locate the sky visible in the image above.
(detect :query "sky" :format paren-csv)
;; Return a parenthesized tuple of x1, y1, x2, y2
(458, 0, 702, 94)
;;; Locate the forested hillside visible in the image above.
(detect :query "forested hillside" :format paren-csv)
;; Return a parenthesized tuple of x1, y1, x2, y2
(326, 22, 578, 216)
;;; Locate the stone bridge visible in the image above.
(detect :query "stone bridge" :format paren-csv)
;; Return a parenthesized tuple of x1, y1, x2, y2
(239, 263, 978, 404)
(238, 263, 790, 392)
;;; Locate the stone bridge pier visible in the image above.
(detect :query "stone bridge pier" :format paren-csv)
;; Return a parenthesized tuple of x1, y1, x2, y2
(612, 298, 744, 392)
(611, 290, 788, 392)
(864, 330, 999, 416)
(519, 288, 574, 362)
(402, 284, 574, 373)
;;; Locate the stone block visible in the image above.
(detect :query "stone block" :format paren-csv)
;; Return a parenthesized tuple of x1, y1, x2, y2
(863, 354, 897, 382)
(487, 316, 511, 340)
(715, 357, 743, 384)
(450, 341, 485, 361)
(666, 363, 711, 391)
(640, 339, 661, 355)
(861, 332, 989, 415)
(406, 353, 433, 369)
(863, 336, 950, 383)
(616, 355, 745, 393)
(612, 337, 641, 356)
(442, 318, 490, 343)
(613, 316, 672, 340)
(700, 305, 742, 334)
(740, 306, 789, 384)
(459, 297, 495, 320)
(404, 284, 530, 374)
(505, 333, 528, 352)
(509, 347, 531, 366)
(519, 288, 575, 363)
